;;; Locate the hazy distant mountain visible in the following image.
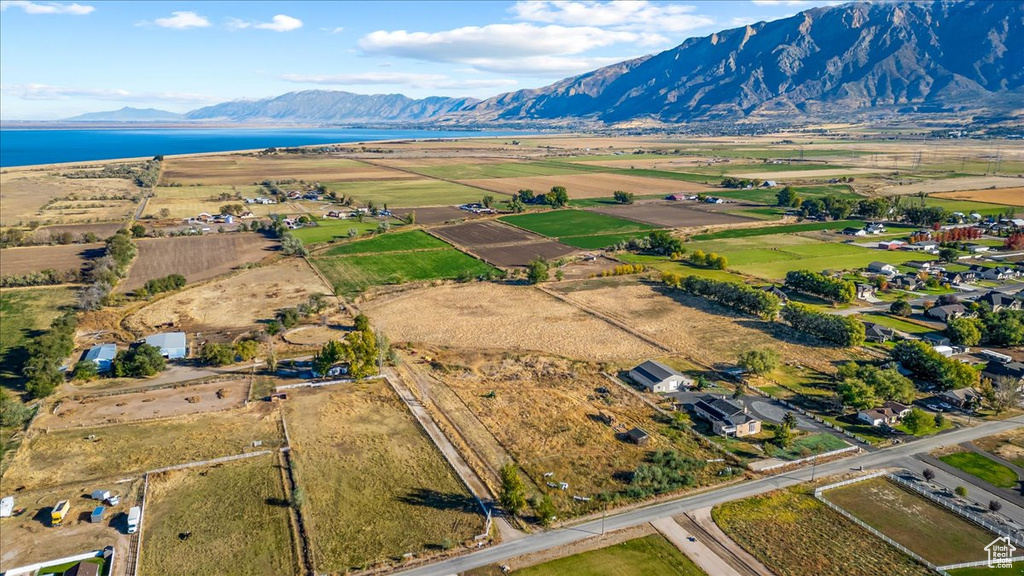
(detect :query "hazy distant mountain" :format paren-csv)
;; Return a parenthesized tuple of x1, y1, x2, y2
(184, 91, 479, 123)
(65, 107, 183, 122)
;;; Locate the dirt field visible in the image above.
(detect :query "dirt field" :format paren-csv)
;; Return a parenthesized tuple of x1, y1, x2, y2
(391, 206, 480, 225)
(0, 243, 105, 277)
(38, 379, 249, 429)
(874, 175, 1024, 196)
(931, 187, 1024, 207)
(475, 241, 580, 267)
(282, 325, 349, 346)
(161, 154, 412, 185)
(430, 220, 578, 266)
(726, 168, 881, 180)
(0, 168, 140, 226)
(372, 156, 509, 169)
(364, 282, 659, 361)
(587, 202, 758, 228)
(28, 222, 125, 244)
(2, 405, 283, 490)
(972, 428, 1024, 468)
(118, 233, 279, 292)
(123, 258, 333, 336)
(0, 478, 139, 574)
(551, 279, 856, 373)
(284, 381, 484, 572)
(460, 173, 711, 199)
(140, 454, 298, 576)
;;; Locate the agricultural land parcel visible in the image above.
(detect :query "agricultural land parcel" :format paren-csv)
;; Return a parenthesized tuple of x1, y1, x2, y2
(143, 185, 281, 219)
(139, 454, 298, 576)
(117, 233, 279, 292)
(0, 168, 140, 226)
(430, 220, 578, 267)
(586, 202, 758, 228)
(931, 187, 1024, 207)
(460, 173, 711, 199)
(0, 286, 77, 381)
(283, 382, 484, 572)
(0, 243, 105, 277)
(325, 178, 490, 207)
(289, 216, 401, 244)
(513, 534, 707, 576)
(160, 155, 412, 186)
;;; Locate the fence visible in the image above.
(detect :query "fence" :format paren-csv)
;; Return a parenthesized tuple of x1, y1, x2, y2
(814, 470, 889, 496)
(937, 557, 1024, 573)
(274, 374, 383, 392)
(758, 445, 860, 472)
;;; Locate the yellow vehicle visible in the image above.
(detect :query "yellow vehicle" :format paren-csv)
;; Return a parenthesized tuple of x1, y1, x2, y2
(51, 500, 70, 526)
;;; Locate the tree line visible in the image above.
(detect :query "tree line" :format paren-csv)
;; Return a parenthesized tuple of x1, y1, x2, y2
(660, 273, 781, 320)
(785, 270, 855, 303)
(780, 303, 866, 346)
(891, 340, 979, 390)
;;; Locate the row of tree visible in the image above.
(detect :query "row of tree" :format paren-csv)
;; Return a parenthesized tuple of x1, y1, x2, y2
(946, 309, 1024, 347)
(0, 268, 82, 288)
(890, 340, 979, 390)
(780, 303, 866, 346)
(79, 229, 138, 311)
(661, 273, 781, 320)
(689, 250, 728, 270)
(784, 270, 856, 303)
(200, 340, 259, 367)
(22, 311, 78, 398)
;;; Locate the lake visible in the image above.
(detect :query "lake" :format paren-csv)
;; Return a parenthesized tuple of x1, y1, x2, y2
(0, 127, 530, 167)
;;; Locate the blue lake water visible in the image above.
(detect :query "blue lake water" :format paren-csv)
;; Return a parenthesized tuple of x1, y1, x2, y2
(0, 128, 531, 167)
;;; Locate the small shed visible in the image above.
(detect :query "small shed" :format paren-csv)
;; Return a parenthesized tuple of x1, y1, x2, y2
(91, 489, 111, 501)
(91, 506, 105, 523)
(626, 427, 650, 446)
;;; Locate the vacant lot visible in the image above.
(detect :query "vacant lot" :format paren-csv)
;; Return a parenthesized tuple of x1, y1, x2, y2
(2, 405, 283, 490)
(284, 382, 483, 572)
(161, 154, 410, 185)
(124, 258, 332, 336)
(514, 534, 706, 576)
(588, 202, 757, 228)
(714, 488, 931, 576)
(824, 477, 994, 565)
(938, 451, 1020, 489)
(461, 173, 711, 199)
(875, 175, 1024, 196)
(364, 282, 659, 361)
(326, 178, 490, 207)
(0, 168, 140, 226)
(312, 248, 496, 298)
(140, 454, 297, 576)
(410, 161, 588, 180)
(0, 243, 105, 278)
(973, 429, 1024, 468)
(500, 210, 656, 238)
(931, 187, 1024, 207)
(143, 185, 277, 219)
(0, 286, 77, 382)
(118, 233, 278, 292)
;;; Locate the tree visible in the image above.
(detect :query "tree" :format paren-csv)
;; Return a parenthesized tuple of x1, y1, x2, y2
(280, 235, 308, 256)
(613, 190, 635, 204)
(922, 468, 935, 482)
(200, 343, 235, 366)
(782, 411, 798, 430)
(111, 344, 166, 377)
(158, 207, 171, 219)
(737, 347, 781, 376)
(837, 378, 876, 410)
(901, 407, 926, 434)
(312, 340, 346, 377)
(532, 494, 557, 526)
(989, 376, 1024, 414)
(72, 360, 99, 381)
(0, 388, 33, 428)
(130, 223, 147, 238)
(934, 412, 946, 428)
(354, 313, 370, 332)
(647, 230, 683, 255)
(405, 211, 416, 225)
(938, 247, 960, 262)
(234, 340, 259, 361)
(482, 195, 494, 209)
(772, 423, 794, 448)
(946, 317, 982, 346)
(545, 186, 569, 207)
(498, 462, 526, 517)
(518, 189, 535, 203)
(890, 299, 912, 317)
(954, 485, 968, 498)
(526, 258, 549, 284)
(989, 500, 1003, 513)
(278, 308, 301, 329)
(776, 186, 800, 207)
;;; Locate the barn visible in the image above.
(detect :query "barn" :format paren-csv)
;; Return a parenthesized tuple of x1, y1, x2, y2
(143, 332, 188, 359)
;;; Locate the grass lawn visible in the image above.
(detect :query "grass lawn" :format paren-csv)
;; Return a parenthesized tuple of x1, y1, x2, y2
(823, 477, 995, 565)
(311, 249, 496, 297)
(946, 563, 1023, 576)
(775, 433, 849, 461)
(713, 488, 931, 576)
(415, 161, 587, 180)
(290, 217, 399, 244)
(0, 286, 77, 382)
(511, 534, 706, 576)
(692, 220, 867, 240)
(939, 451, 1020, 489)
(325, 179, 491, 207)
(140, 454, 298, 576)
(321, 229, 449, 256)
(859, 313, 936, 335)
(500, 209, 656, 238)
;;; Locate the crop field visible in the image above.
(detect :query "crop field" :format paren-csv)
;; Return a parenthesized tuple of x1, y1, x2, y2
(500, 210, 657, 238)
(0, 242, 105, 278)
(118, 233, 279, 292)
(312, 247, 496, 297)
(931, 187, 1024, 207)
(587, 202, 758, 228)
(922, 197, 1015, 217)
(321, 229, 449, 255)
(713, 488, 931, 576)
(143, 185, 279, 219)
(140, 454, 298, 576)
(823, 477, 994, 565)
(364, 282, 660, 361)
(973, 429, 1024, 468)
(874, 175, 1024, 196)
(713, 184, 859, 205)
(725, 167, 880, 180)
(160, 154, 411, 185)
(0, 286, 77, 382)
(0, 168, 140, 226)
(460, 172, 711, 199)
(513, 534, 707, 576)
(391, 205, 478, 225)
(124, 258, 333, 336)
(283, 382, 484, 572)
(408, 161, 589, 180)
(431, 220, 578, 266)
(938, 451, 1020, 489)
(559, 232, 653, 249)
(289, 216, 398, 244)
(692, 220, 868, 240)
(474, 241, 581, 267)
(552, 279, 857, 373)
(325, 178, 490, 207)
(2, 405, 283, 490)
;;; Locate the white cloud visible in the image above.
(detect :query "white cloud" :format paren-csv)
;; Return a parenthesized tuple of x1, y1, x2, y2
(750, 0, 836, 5)
(1, 83, 214, 104)
(152, 11, 210, 29)
(231, 14, 303, 32)
(0, 1, 94, 15)
(321, 26, 345, 34)
(281, 72, 517, 91)
(512, 1, 713, 34)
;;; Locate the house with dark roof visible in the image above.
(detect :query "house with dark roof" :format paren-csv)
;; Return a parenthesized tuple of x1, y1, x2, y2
(892, 275, 922, 291)
(628, 360, 693, 393)
(982, 361, 1024, 385)
(760, 285, 789, 302)
(938, 388, 983, 409)
(693, 395, 761, 437)
(863, 322, 898, 343)
(977, 290, 1021, 312)
(926, 303, 968, 323)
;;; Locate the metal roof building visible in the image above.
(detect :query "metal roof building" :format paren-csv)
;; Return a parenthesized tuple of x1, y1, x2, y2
(143, 332, 187, 359)
(84, 343, 117, 372)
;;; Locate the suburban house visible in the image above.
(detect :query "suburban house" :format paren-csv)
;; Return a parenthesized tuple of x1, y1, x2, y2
(879, 240, 906, 250)
(143, 332, 188, 359)
(925, 304, 968, 323)
(83, 343, 117, 373)
(973, 266, 1019, 281)
(629, 360, 693, 393)
(868, 261, 898, 275)
(905, 260, 933, 270)
(842, 227, 868, 237)
(856, 283, 877, 300)
(942, 271, 974, 285)
(760, 285, 789, 303)
(865, 222, 887, 234)
(977, 290, 1021, 312)
(965, 243, 991, 253)
(863, 322, 898, 343)
(982, 361, 1024, 386)
(938, 388, 982, 409)
(857, 401, 911, 427)
(892, 275, 922, 291)
(693, 395, 761, 437)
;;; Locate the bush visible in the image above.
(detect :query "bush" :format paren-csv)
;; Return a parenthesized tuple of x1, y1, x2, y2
(112, 344, 166, 377)
(142, 273, 186, 295)
(785, 270, 855, 303)
(22, 311, 78, 398)
(890, 299, 912, 317)
(201, 343, 235, 366)
(72, 360, 99, 382)
(780, 302, 865, 346)
(738, 348, 780, 375)
(527, 258, 549, 284)
(0, 389, 34, 428)
(234, 339, 259, 361)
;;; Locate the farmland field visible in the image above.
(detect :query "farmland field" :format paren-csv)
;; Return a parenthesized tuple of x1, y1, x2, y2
(409, 161, 589, 180)
(283, 382, 484, 572)
(391, 205, 479, 225)
(118, 233, 279, 292)
(931, 187, 1024, 207)
(587, 202, 758, 228)
(559, 232, 653, 249)
(139, 454, 298, 576)
(143, 185, 280, 219)
(823, 477, 994, 565)
(874, 175, 1024, 196)
(431, 220, 578, 266)
(312, 248, 496, 297)
(0, 243, 105, 278)
(513, 534, 707, 576)
(460, 172, 711, 199)
(692, 220, 868, 240)
(938, 451, 1020, 489)
(161, 154, 411, 185)
(713, 488, 931, 576)
(321, 229, 449, 255)
(0, 286, 77, 381)
(859, 313, 936, 335)
(325, 178, 489, 207)
(471, 240, 580, 267)
(0, 168, 140, 226)
(289, 216, 397, 244)
(364, 282, 660, 361)
(499, 209, 656, 238)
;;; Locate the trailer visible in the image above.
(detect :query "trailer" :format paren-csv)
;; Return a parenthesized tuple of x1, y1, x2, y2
(127, 506, 141, 534)
(51, 500, 70, 526)
(91, 489, 111, 502)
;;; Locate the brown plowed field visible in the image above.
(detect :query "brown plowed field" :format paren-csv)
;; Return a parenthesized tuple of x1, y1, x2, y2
(459, 173, 711, 199)
(118, 234, 278, 292)
(587, 202, 757, 227)
(161, 154, 412, 185)
(0, 243, 105, 277)
(472, 241, 578, 267)
(431, 220, 577, 266)
(390, 206, 479, 225)
(433, 220, 542, 246)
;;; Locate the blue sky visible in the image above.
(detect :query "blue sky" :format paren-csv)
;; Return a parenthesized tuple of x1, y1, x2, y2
(0, 0, 839, 119)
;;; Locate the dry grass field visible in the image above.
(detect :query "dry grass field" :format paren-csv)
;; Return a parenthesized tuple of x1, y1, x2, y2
(2, 405, 283, 490)
(551, 279, 855, 373)
(460, 173, 711, 199)
(160, 154, 411, 185)
(726, 168, 882, 180)
(143, 185, 275, 219)
(874, 175, 1024, 196)
(931, 187, 1024, 207)
(0, 168, 140, 226)
(139, 454, 298, 576)
(284, 382, 484, 572)
(123, 258, 332, 335)
(973, 428, 1024, 468)
(118, 233, 279, 292)
(0, 243, 105, 278)
(364, 283, 660, 362)
(28, 222, 124, 243)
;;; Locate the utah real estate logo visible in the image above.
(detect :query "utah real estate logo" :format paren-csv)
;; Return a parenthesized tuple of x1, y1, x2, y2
(985, 536, 1017, 569)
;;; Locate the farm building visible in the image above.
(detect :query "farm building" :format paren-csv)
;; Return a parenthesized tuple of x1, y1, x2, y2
(626, 427, 650, 446)
(628, 360, 693, 393)
(760, 285, 789, 302)
(90, 506, 105, 524)
(878, 240, 906, 250)
(693, 395, 761, 437)
(143, 332, 188, 359)
(841, 227, 867, 237)
(83, 343, 117, 373)
(868, 261, 897, 275)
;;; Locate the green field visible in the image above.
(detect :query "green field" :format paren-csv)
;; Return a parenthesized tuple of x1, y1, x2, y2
(939, 451, 1020, 489)
(946, 563, 1022, 576)
(312, 249, 496, 297)
(0, 286, 77, 383)
(616, 253, 746, 283)
(692, 220, 868, 240)
(858, 314, 937, 335)
(321, 230, 449, 256)
(290, 218, 399, 244)
(776, 433, 849, 461)
(414, 161, 587, 180)
(512, 535, 706, 576)
(325, 179, 490, 207)
(500, 209, 656, 238)
(559, 231, 654, 249)
(923, 197, 1014, 217)
(140, 455, 297, 576)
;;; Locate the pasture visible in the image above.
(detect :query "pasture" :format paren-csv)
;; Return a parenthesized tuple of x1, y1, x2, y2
(823, 477, 994, 565)
(931, 187, 1024, 207)
(160, 154, 410, 185)
(321, 229, 449, 255)
(874, 175, 1023, 196)
(143, 185, 276, 219)
(499, 210, 656, 238)
(692, 220, 868, 240)
(0, 286, 77, 382)
(713, 488, 931, 576)
(587, 202, 757, 228)
(289, 217, 397, 244)
(324, 178, 489, 207)
(139, 454, 298, 576)
(118, 233, 279, 292)
(513, 534, 706, 576)
(409, 161, 588, 180)
(311, 247, 495, 297)
(283, 382, 484, 572)
(0, 168, 140, 226)
(460, 172, 710, 199)
(0, 243, 104, 278)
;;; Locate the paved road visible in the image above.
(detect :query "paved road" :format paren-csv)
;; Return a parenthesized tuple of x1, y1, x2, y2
(394, 414, 1024, 576)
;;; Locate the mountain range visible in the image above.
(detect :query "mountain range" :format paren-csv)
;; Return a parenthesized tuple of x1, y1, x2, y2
(66, 1, 1024, 126)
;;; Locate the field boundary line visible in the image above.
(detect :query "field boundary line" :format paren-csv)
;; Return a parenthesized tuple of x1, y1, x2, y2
(535, 284, 673, 352)
(145, 449, 273, 475)
(277, 409, 315, 576)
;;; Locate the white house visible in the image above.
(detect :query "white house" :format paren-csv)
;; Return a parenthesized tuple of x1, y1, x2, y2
(868, 261, 898, 275)
(629, 360, 693, 393)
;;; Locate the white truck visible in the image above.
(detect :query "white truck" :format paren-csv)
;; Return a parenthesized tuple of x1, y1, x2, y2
(127, 506, 141, 534)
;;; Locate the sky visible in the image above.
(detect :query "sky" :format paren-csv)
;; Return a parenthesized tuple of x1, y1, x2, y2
(0, 0, 840, 119)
